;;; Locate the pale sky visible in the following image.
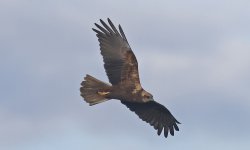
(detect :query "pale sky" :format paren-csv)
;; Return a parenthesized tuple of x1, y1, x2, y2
(1, 0, 250, 150)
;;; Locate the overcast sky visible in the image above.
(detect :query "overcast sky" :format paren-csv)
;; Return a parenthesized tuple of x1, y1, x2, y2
(1, 0, 250, 150)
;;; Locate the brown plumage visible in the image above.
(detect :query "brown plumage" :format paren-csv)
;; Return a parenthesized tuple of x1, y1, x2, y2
(80, 18, 180, 138)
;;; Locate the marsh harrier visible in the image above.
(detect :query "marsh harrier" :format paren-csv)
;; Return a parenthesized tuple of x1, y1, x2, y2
(80, 18, 180, 138)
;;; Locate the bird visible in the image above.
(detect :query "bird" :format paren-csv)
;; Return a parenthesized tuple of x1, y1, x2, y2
(80, 18, 180, 138)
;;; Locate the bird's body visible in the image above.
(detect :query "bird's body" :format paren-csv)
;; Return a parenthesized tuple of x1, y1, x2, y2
(82, 75, 152, 103)
(80, 18, 180, 138)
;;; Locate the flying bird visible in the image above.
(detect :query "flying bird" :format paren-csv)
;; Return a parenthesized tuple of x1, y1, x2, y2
(80, 18, 180, 138)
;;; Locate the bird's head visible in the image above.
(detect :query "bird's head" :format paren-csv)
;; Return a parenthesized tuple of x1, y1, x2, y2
(141, 90, 154, 102)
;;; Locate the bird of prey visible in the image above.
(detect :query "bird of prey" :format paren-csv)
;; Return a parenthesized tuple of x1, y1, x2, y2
(80, 18, 180, 138)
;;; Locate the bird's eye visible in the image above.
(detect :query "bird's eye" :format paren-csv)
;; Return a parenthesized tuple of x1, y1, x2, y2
(144, 95, 150, 99)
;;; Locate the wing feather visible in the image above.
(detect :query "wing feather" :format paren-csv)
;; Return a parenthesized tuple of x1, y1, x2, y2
(164, 126, 169, 138)
(94, 23, 110, 35)
(100, 19, 114, 35)
(92, 18, 141, 89)
(121, 101, 180, 138)
(119, 24, 128, 42)
(157, 114, 164, 135)
(107, 18, 121, 35)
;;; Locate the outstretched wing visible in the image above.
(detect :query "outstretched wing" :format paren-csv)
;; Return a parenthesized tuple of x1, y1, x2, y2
(121, 101, 180, 138)
(92, 18, 142, 91)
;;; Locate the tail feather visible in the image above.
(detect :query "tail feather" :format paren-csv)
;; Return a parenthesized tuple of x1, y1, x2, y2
(80, 74, 111, 106)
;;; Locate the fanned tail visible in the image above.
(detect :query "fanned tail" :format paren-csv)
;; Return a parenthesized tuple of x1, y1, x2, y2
(80, 74, 111, 106)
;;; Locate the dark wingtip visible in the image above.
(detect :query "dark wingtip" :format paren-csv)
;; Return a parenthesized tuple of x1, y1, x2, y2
(107, 18, 113, 25)
(92, 28, 103, 36)
(118, 24, 127, 41)
(176, 120, 181, 124)
(107, 18, 112, 25)
(164, 127, 168, 138)
(169, 126, 174, 136)
(118, 24, 122, 29)
(157, 127, 163, 136)
(100, 19, 105, 24)
(173, 123, 179, 131)
(92, 28, 98, 33)
(94, 23, 99, 27)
